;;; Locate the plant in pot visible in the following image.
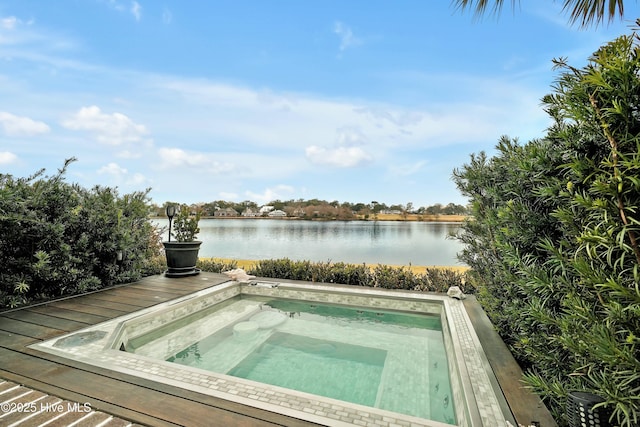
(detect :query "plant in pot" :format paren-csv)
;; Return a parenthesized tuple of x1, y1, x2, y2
(162, 204, 202, 277)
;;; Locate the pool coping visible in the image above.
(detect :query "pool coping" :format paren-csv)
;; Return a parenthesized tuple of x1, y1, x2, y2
(28, 280, 515, 427)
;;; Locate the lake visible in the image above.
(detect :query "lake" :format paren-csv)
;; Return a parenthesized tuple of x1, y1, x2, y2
(156, 219, 465, 267)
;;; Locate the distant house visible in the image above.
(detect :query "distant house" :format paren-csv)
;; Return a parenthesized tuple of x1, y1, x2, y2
(268, 209, 287, 217)
(259, 205, 275, 215)
(214, 208, 238, 217)
(380, 209, 403, 215)
(292, 207, 306, 217)
(241, 208, 259, 217)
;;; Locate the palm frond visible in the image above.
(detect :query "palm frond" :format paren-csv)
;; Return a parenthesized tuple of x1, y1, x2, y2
(453, 0, 627, 27)
(452, 0, 518, 16)
(562, 0, 625, 28)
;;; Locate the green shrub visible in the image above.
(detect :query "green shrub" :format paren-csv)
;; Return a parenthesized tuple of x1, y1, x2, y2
(0, 158, 163, 309)
(249, 258, 310, 280)
(171, 204, 201, 242)
(453, 28, 640, 426)
(371, 265, 420, 289)
(197, 258, 238, 273)
(320, 262, 371, 286)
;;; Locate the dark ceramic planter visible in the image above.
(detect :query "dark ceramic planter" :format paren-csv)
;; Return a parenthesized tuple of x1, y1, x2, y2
(162, 241, 202, 278)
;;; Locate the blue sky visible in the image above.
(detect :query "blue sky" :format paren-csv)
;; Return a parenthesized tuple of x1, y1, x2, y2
(1, 1, 638, 208)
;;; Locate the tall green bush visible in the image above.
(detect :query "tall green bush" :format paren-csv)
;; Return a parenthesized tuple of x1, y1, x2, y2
(454, 26, 640, 426)
(0, 159, 163, 309)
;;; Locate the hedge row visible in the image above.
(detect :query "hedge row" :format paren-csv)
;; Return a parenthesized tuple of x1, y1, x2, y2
(197, 257, 470, 293)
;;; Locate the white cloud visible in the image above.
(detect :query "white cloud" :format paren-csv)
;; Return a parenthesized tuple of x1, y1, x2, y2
(245, 185, 295, 203)
(117, 149, 142, 159)
(353, 107, 423, 127)
(155, 77, 423, 152)
(62, 106, 149, 146)
(305, 145, 372, 168)
(98, 162, 127, 177)
(131, 1, 142, 21)
(387, 160, 426, 177)
(96, 163, 150, 187)
(0, 112, 50, 136)
(1, 16, 18, 30)
(101, 0, 141, 21)
(305, 125, 373, 168)
(155, 74, 540, 163)
(128, 172, 149, 186)
(0, 151, 18, 165)
(157, 147, 236, 173)
(0, 16, 35, 41)
(105, 0, 125, 12)
(162, 8, 173, 24)
(0, 14, 77, 53)
(158, 147, 206, 167)
(335, 126, 367, 146)
(334, 21, 362, 51)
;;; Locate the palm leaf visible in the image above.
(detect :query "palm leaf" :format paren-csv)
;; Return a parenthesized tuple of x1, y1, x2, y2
(452, 0, 626, 27)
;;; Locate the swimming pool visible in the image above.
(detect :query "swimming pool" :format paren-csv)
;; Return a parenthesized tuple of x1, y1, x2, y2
(127, 294, 455, 423)
(31, 278, 514, 427)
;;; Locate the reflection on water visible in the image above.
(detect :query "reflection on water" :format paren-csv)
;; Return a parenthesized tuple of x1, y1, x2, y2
(154, 219, 464, 266)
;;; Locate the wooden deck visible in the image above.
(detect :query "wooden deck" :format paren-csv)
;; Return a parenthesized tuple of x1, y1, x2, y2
(463, 296, 558, 427)
(0, 273, 557, 426)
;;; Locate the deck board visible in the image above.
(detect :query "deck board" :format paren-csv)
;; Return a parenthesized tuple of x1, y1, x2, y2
(59, 295, 145, 312)
(75, 293, 153, 309)
(0, 329, 39, 348)
(44, 300, 131, 318)
(0, 310, 91, 332)
(26, 305, 111, 325)
(0, 272, 557, 426)
(0, 316, 67, 340)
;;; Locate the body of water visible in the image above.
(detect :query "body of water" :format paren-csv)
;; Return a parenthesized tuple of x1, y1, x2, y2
(156, 219, 464, 267)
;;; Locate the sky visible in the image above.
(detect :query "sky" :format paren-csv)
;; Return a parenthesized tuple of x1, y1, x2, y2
(1, 1, 639, 208)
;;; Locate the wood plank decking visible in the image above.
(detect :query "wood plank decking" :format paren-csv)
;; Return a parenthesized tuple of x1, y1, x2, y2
(0, 273, 557, 427)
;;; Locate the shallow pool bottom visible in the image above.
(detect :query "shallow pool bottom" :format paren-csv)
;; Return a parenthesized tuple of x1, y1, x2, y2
(228, 331, 387, 407)
(31, 277, 513, 427)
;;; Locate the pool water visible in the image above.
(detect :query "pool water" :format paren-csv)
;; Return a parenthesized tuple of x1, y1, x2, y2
(130, 295, 456, 424)
(229, 331, 386, 407)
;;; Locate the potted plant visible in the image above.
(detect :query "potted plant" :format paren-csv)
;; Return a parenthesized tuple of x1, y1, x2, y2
(162, 204, 202, 277)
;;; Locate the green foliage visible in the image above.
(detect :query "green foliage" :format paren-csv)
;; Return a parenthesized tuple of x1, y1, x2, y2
(454, 27, 640, 426)
(244, 258, 470, 293)
(0, 159, 164, 309)
(171, 204, 201, 242)
(196, 258, 238, 272)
